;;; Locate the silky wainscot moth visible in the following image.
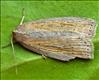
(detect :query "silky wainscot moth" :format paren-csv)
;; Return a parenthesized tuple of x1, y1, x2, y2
(13, 17, 97, 61)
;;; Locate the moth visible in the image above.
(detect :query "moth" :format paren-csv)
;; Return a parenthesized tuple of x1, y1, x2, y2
(12, 17, 97, 61)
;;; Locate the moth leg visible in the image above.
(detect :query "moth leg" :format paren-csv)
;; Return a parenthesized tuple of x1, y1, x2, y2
(41, 54, 46, 59)
(41, 54, 48, 64)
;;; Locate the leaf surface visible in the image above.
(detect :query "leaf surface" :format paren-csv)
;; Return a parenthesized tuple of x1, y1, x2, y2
(1, 1, 99, 80)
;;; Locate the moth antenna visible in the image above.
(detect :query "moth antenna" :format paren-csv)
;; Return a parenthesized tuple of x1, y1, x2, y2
(11, 36, 18, 75)
(20, 8, 25, 25)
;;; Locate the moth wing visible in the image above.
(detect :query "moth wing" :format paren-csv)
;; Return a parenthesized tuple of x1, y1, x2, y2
(17, 17, 97, 38)
(13, 31, 93, 61)
(13, 17, 96, 61)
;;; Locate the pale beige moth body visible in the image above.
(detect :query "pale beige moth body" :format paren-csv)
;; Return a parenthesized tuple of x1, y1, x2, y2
(13, 17, 97, 61)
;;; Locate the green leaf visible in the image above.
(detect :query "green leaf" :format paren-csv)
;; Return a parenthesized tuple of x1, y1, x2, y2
(1, 1, 99, 80)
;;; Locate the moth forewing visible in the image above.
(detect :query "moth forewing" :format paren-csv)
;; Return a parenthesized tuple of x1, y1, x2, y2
(21, 17, 96, 38)
(13, 17, 97, 61)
